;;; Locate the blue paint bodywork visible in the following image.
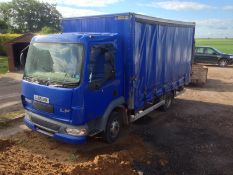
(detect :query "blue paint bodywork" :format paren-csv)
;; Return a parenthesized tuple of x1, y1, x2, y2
(22, 13, 195, 144)
(61, 13, 195, 110)
(22, 33, 123, 125)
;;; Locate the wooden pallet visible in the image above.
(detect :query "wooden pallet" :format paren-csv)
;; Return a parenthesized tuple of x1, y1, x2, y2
(191, 64, 208, 85)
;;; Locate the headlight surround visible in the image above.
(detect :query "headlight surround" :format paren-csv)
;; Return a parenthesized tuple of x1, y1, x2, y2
(229, 55, 233, 59)
(25, 97, 32, 103)
(65, 128, 87, 136)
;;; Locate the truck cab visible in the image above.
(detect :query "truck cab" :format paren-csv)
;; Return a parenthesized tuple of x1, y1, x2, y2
(22, 33, 124, 144)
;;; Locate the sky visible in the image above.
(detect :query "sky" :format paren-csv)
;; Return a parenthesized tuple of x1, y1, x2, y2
(1, 0, 233, 38)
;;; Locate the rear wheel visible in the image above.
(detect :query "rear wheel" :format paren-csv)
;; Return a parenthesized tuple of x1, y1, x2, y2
(218, 59, 228, 67)
(104, 111, 122, 143)
(160, 93, 174, 112)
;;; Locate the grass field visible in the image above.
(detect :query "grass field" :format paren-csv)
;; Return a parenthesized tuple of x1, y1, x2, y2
(0, 56, 8, 74)
(195, 38, 233, 54)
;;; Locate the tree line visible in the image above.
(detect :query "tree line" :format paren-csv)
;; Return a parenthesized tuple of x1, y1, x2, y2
(0, 0, 62, 34)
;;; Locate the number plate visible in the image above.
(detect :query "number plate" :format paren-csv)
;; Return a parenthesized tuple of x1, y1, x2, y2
(34, 95, 49, 104)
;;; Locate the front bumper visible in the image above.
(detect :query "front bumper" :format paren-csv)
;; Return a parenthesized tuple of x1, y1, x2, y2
(24, 111, 87, 144)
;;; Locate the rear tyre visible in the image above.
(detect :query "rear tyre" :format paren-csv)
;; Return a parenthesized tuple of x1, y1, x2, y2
(160, 93, 174, 112)
(104, 111, 122, 143)
(218, 59, 228, 67)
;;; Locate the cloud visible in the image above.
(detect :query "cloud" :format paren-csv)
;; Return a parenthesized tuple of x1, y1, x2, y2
(139, 1, 215, 11)
(196, 19, 233, 28)
(195, 19, 233, 38)
(57, 6, 104, 18)
(41, 0, 122, 7)
(223, 5, 233, 10)
(0, 0, 107, 18)
(0, 0, 122, 7)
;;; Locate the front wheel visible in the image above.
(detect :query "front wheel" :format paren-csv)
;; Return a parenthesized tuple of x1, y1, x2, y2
(218, 59, 228, 67)
(104, 111, 122, 143)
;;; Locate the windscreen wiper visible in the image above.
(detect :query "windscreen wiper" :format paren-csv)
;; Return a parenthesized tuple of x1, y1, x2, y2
(23, 75, 38, 83)
(62, 82, 79, 88)
(24, 75, 49, 85)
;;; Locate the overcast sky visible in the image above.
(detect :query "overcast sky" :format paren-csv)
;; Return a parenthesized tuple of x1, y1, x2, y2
(1, 0, 233, 38)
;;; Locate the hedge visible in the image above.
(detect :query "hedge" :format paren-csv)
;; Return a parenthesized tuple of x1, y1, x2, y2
(0, 34, 22, 56)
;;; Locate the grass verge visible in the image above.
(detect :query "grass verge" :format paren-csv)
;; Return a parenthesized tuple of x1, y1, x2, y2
(0, 110, 24, 128)
(0, 56, 8, 74)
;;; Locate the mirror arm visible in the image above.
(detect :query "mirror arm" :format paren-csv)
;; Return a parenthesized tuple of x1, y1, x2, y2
(20, 52, 25, 66)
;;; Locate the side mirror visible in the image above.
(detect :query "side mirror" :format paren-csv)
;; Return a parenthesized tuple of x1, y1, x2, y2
(20, 52, 26, 66)
(20, 45, 29, 67)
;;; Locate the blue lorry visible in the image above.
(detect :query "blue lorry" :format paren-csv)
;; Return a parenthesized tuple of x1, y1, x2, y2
(21, 13, 195, 144)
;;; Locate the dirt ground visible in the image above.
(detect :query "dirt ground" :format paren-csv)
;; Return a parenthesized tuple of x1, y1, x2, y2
(0, 66, 233, 175)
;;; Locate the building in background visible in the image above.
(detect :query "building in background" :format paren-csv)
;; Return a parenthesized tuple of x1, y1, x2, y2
(5, 33, 34, 72)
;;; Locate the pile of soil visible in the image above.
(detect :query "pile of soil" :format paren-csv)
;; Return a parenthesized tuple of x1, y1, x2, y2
(0, 140, 14, 152)
(0, 131, 150, 175)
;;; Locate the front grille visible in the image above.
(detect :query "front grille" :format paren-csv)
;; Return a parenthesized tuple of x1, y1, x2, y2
(33, 101, 54, 113)
(30, 115, 60, 132)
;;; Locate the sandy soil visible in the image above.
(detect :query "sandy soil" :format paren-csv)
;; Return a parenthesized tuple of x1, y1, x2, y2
(0, 131, 148, 175)
(0, 66, 233, 175)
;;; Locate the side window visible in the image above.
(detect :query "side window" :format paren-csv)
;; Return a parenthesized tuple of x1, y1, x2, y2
(88, 44, 115, 88)
(196, 47, 204, 54)
(205, 48, 215, 55)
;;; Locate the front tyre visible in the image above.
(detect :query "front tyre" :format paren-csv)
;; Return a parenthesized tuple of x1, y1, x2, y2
(104, 111, 122, 143)
(218, 59, 228, 67)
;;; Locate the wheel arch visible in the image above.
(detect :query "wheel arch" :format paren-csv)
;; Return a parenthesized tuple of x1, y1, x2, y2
(218, 58, 228, 67)
(218, 57, 226, 62)
(98, 97, 126, 132)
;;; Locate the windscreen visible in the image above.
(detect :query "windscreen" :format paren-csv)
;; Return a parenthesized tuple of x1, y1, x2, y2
(24, 43, 84, 87)
(213, 48, 222, 54)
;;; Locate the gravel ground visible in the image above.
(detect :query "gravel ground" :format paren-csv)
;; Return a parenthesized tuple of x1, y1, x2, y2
(132, 65, 233, 175)
(0, 66, 233, 175)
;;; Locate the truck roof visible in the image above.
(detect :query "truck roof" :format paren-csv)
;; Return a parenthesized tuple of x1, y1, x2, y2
(62, 12, 195, 27)
(32, 33, 118, 43)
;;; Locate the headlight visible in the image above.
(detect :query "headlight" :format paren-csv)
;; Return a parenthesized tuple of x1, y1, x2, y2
(230, 55, 233, 59)
(65, 128, 87, 136)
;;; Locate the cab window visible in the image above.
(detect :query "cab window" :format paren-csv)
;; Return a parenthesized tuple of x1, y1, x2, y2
(88, 44, 115, 88)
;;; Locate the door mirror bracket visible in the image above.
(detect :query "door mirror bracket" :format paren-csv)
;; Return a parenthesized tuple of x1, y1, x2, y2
(20, 52, 26, 66)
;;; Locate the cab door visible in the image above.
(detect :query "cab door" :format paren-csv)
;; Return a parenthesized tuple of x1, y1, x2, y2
(84, 43, 121, 121)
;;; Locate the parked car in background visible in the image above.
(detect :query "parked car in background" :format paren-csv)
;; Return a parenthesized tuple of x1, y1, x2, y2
(194, 46, 233, 67)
